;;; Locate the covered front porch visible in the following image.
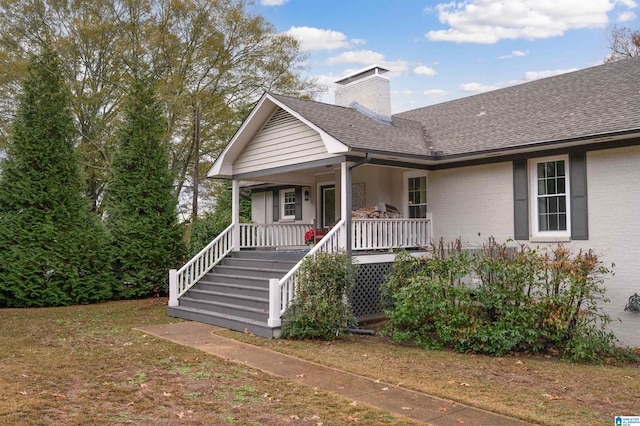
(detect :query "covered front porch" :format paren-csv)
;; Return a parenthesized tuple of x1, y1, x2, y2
(168, 159, 433, 337)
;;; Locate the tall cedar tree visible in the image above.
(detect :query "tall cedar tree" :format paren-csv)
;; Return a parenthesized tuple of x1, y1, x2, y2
(0, 47, 114, 307)
(106, 78, 185, 298)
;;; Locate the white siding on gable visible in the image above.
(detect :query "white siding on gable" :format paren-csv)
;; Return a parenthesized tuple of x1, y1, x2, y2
(233, 109, 333, 175)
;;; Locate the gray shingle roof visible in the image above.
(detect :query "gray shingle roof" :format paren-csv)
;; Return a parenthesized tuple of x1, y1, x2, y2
(397, 56, 640, 156)
(270, 94, 430, 156)
(273, 57, 640, 159)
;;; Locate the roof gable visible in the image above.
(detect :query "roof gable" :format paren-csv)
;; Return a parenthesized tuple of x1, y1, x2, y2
(232, 108, 336, 176)
(208, 93, 349, 178)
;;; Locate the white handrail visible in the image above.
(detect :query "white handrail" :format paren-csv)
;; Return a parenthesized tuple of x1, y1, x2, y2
(268, 218, 347, 327)
(168, 223, 234, 307)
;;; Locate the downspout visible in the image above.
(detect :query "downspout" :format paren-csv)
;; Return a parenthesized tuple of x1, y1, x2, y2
(349, 153, 372, 170)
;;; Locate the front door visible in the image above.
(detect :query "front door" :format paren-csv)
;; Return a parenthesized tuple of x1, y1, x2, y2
(321, 185, 335, 228)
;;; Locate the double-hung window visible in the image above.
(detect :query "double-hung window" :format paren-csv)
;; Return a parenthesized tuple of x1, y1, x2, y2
(533, 157, 569, 236)
(404, 173, 428, 218)
(281, 189, 296, 220)
(513, 153, 588, 241)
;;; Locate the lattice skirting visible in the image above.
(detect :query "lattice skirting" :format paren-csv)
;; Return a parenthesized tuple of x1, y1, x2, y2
(350, 262, 393, 322)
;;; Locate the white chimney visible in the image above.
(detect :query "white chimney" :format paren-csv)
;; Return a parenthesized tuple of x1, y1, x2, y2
(335, 65, 391, 124)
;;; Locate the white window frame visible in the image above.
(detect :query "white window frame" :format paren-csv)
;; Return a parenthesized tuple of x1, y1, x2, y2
(403, 171, 428, 219)
(529, 155, 571, 240)
(280, 188, 296, 221)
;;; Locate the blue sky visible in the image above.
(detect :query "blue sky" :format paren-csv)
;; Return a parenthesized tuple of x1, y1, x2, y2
(252, 0, 639, 113)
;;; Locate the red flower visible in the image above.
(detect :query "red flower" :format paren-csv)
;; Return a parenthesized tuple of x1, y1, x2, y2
(304, 229, 324, 245)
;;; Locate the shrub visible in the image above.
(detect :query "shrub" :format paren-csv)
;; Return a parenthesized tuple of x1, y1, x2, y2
(281, 251, 358, 340)
(382, 238, 633, 362)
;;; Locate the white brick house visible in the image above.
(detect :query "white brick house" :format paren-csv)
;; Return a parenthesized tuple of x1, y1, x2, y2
(169, 60, 640, 346)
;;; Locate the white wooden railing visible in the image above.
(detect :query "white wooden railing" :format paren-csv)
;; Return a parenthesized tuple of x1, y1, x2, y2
(168, 224, 234, 307)
(267, 218, 347, 327)
(170, 215, 433, 328)
(352, 214, 432, 251)
(239, 223, 308, 248)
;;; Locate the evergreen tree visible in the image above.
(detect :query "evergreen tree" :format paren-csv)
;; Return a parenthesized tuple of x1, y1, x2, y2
(105, 78, 185, 298)
(0, 46, 114, 307)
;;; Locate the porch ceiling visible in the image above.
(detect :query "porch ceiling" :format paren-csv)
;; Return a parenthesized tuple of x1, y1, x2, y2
(240, 167, 329, 186)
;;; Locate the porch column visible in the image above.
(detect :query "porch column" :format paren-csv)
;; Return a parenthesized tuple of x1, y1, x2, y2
(232, 179, 240, 251)
(341, 162, 352, 254)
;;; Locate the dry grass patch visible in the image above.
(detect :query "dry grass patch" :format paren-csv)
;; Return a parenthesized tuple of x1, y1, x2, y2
(0, 298, 418, 425)
(221, 324, 640, 426)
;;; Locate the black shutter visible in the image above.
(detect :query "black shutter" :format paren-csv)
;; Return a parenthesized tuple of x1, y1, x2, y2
(513, 160, 529, 240)
(570, 153, 589, 240)
(272, 191, 279, 222)
(295, 187, 302, 220)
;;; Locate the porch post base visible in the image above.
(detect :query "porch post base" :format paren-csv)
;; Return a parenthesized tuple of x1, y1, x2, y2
(268, 278, 281, 328)
(267, 319, 281, 328)
(168, 269, 179, 307)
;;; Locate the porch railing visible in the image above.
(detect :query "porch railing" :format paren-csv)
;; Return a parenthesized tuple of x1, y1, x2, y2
(239, 223, 308, 248)
(168, 224, 234, 306)
(268, 218, 346, 327)
(352, 215, 432, 251)
(170, 215, 433, 327)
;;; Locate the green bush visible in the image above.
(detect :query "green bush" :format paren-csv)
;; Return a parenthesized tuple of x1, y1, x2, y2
(381, 238, 635, 362)
(281, 251, 358, 340)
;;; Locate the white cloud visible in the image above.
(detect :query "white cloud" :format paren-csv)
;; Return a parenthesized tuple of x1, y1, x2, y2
(327, 50, 385, 65)
(460, 82, 500, 93)
(425, 0, 625, 44)
(261, 0, 288, 5)
(382, 60, 410, 73)
(285, 26, 350, 52)
(460, 67, 578, 93)
(351, 38, 367, 45)
(414, 65, 438, 76)
(617, 0, 638, 7)
(618, 11, 637, 21)
(499, 50, 529, 59)
(424, 89, 448, 97)
(523, 68, 577, 80)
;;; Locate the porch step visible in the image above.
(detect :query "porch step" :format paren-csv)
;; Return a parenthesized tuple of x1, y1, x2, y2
(166, 305, 277, 339)
(212, 265, 291, 279)
(196, 279, 269, 298)
(178, 295, 268, 321)
(167, 251, 305, 338)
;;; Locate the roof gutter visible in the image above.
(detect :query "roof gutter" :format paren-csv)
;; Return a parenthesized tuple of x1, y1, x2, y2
(348, 128, 640, 166)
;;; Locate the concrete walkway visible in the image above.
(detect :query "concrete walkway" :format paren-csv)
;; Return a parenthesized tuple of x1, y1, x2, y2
(138, 322, 534, 425)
